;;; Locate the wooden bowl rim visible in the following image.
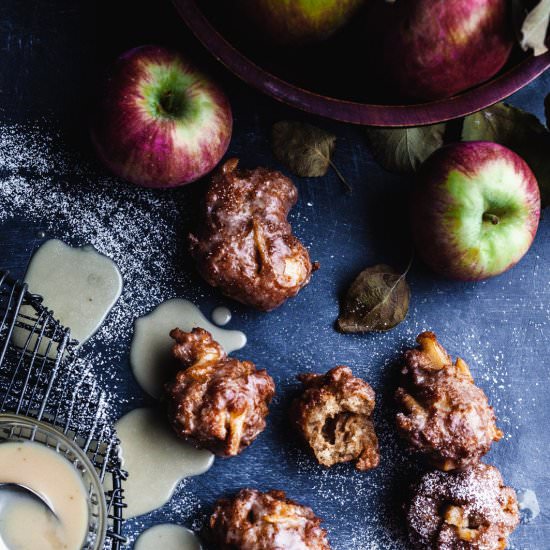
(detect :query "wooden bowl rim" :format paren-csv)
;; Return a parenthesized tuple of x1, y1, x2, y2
(173, 0, 550, 127)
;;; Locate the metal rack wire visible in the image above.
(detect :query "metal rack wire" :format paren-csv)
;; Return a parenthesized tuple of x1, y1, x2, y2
(0, 270, 127, 548)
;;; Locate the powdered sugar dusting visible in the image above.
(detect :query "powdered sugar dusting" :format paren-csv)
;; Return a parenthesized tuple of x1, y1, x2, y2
(0, 122, 197, 352)
(124, 479, 205, 547)
(1, 120, 546, 549)
(408, 464, 518, 547)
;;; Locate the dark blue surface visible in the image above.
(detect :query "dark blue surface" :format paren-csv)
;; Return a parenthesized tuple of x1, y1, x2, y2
(0, 2, 549, 549)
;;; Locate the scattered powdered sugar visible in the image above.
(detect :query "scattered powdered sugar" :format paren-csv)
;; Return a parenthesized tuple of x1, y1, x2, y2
(0, 122, 194, 352)
(1, 121, 545, 549)
(408, 464, 518, 544)
(123, 478, 207, 547)
(288, 428, 411, 550)
(0, 122, 200, 541)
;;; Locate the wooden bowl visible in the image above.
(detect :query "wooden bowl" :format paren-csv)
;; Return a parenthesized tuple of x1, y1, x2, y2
(173, 0, 550, 127)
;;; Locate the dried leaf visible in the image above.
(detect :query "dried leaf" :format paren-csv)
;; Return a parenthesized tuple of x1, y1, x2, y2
(271, 121, 334, 176)
(520, 0, 550, 56)
(337, 263, 411, 333)
(462, 102, 550, 207)
(364, 124, 447, 174)
(272, 121, 351, 192)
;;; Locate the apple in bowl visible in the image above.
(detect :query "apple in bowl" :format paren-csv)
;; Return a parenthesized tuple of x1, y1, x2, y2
(91, 45, 232, 189)
(365, 0, 514, 101)
(240, 0, 363, 45)
(411, 142, 540, 280)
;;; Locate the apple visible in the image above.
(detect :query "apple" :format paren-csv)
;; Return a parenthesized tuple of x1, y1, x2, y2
(411, 142, 540, 280)
(91, 45, 232, 188)
(364, 0, 514, 101)
(240, 0, 363, 45)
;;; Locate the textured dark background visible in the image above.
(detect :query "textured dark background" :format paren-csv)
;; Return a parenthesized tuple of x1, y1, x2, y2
(0, 1, 549, 548)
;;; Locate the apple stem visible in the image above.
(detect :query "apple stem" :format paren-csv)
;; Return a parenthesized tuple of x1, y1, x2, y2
(160, 92, 175, 115)
(483, 213, 500, 225)
(159, 91, 185, 118)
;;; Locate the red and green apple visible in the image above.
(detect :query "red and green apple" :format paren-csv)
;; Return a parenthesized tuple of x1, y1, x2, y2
(91, 45, 232, 189)
(365, 0, 514, 101)
(240, 0, 363, 45)
(411, 142, 540, 280)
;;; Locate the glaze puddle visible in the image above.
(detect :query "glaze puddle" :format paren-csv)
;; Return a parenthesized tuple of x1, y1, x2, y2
(115, 408, 214, 518)
(134, 524, 202, 550)
(211, 306, 232, 326)
(130, 299, 246, 398)
(518, 488, 540, 523)
(0, 441, 88, 550)
(13, 239, 122, 354)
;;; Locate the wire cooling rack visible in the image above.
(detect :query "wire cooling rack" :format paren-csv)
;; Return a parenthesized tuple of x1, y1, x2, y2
(0, 269, 127, 548)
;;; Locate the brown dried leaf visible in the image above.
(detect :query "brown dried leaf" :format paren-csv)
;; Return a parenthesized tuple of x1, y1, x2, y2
(364, 124, 447, 174)
(272, 121, 336, 177)
(337, 263, 411, 333)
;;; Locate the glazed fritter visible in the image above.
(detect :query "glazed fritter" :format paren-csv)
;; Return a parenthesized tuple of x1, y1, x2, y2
(407, 463, 519, 549)
(210, 489, 331, 550)
(165, 327, 275, 456)
(189, 158, 315, 311)
(292, 366, 379, 471)
(396, 332, 502, 471)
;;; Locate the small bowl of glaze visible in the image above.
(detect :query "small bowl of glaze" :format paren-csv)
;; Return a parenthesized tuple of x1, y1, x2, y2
(0, 414, 107, 550)
(173, 0, 550, 126)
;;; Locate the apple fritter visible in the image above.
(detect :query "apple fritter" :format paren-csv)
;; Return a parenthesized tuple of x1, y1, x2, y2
(189, 158, 315, 311)
(210, 489, 331, 550)
(407, 463, 519, 549)
(396, 332, 502, 471)
(165, 327, 275, 457)
(292, 366, 379, 471)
